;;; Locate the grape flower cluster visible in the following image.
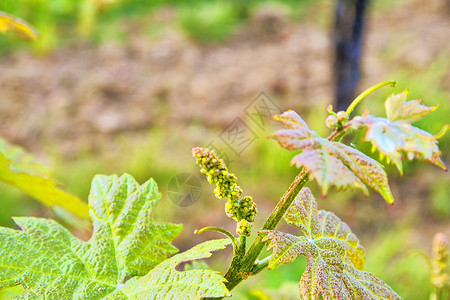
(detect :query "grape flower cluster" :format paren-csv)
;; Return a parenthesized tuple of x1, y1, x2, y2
(192, 147, 257, 236)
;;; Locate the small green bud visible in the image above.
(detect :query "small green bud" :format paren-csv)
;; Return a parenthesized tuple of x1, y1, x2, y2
(237, 219, 252, 236)
(325, 115, 338, 129)
(225, 200, 238, 219)
(336, 111, 348, 123)
(236, 196, 257, 222)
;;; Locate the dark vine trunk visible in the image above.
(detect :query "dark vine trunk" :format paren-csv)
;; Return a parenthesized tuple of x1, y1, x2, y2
(333, 0, 369, 111)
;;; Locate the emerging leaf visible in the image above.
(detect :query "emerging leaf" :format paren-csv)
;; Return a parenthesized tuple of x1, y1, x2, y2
(0, 11, 38, 40)
(0, 137, 89, 219)
(348, 91, 446, 174)
(272, 110, 394, 204)
(273, 109, 309, 129)
(0, 174, 206, 299)
(385, 90, 438, 123)
(261, 188, 401, 300)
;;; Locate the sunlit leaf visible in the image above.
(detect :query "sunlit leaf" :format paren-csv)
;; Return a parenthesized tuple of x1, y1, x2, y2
(0, 174, 232, 299)
(108, 239, 231, 299)
(289, 188, 365, 268)
(88, 174, 183, 277)
(0, 137, 89, 219)
(348, 91, 446, 174)
(0, 11, 38, 40)
(272, 109, 309, 130)
(272, 110, 393, 204)
(385, 90, 438, 123)
(261, 187, 401, 300)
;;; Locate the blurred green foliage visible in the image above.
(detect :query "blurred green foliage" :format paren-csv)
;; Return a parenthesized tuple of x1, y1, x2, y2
(0, 182, 38, 229)
(179, 2, 243, 43)
(431, 178, 450, 220)
(232, 256, 306, 299)
(364, 229, 433, 300)
(0, 0, 316, 54)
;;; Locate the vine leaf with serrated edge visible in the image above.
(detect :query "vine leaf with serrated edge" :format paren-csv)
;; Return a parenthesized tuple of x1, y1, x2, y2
(107, 239, 231, 299)
(271, 110, 394, 204)
(260, 187, 401, 300)
(0, 11, 38, 40)
(0, 174, 231, 299)
(347, 90, 446, 174)
(0, 137, 89, 219)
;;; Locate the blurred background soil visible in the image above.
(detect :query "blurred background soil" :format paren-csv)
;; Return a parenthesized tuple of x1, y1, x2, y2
(0, 0, 449, 299)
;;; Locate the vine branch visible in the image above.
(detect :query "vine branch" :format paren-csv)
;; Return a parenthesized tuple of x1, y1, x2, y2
(223, 167, 309, 291)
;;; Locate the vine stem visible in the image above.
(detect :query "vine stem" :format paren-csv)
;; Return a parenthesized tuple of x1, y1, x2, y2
(345, 80, 396, 117)
(223, 168, 309, 291)
(250, 255, 271, 276)
(237, 235, 246, 257)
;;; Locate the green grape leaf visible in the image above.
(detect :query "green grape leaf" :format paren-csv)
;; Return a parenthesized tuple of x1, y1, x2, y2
(107, 239, 231, 299)
(272, 110, 394, 204)
(261, 188, 401, 300)
(0, 137, 89, 219)
(88, 174, 183, 277)
(0, 173, 206, 299)
(0, 11, 38, 40)
(348, 91, 446, 174)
